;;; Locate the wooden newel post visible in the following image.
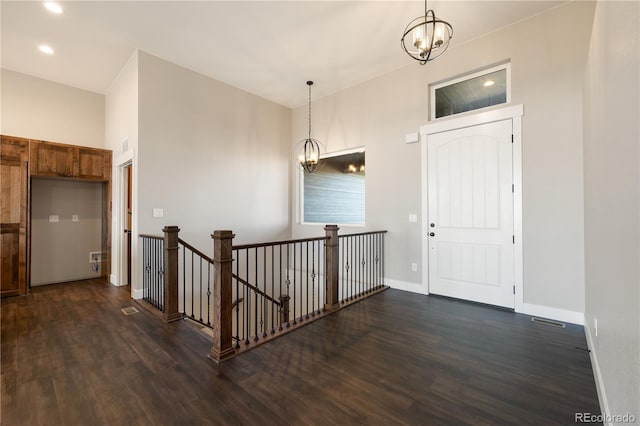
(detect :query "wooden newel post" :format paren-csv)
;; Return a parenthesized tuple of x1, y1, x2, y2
(279, 295, 290, 324)
(163, 226, 183, 323)
(210, 230, 236, 362)
(324, 224, 340, 311)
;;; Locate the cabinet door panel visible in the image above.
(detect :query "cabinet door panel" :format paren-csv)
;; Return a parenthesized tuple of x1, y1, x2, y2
(78, 148, 109, 180)
(0, 159, 27, 296)
(31, 141, 77, 177)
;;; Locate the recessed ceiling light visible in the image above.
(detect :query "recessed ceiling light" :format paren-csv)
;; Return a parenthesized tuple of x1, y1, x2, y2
(38, 45, 55, 55)
(483, 80, 495, 87)
(44, 2, 63, 14)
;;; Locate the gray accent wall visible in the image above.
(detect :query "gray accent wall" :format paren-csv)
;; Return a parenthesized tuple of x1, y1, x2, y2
(31, 178, 103, 285)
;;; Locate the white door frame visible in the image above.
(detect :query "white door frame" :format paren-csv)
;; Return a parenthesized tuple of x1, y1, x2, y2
(419, 104, 524, 313)
(112, 149, 139, 297)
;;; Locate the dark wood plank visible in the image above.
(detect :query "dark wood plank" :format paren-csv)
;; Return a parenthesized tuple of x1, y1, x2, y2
(0, 279, 601, 425)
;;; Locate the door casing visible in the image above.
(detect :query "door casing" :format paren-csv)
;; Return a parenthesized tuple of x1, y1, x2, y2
(420, 104, 524, 313)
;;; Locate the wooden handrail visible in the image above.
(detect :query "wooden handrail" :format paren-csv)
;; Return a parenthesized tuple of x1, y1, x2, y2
(233, 235, 329, 251)
(139, 234, 163, 240)
(232, 273, 281, 307)
(338, 230, 388, 238)
(178, 238, 214, 264)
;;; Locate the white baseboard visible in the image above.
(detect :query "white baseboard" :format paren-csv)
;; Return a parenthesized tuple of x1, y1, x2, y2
(521, 302, 584, 325)
(132, 288, 143, 299)
(585, 323, 610, 424)
(110, 274, 119, 286)
(385, 279, 429, 295)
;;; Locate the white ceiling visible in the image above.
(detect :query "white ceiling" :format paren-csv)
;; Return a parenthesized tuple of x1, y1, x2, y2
(1, 1, 567, 108)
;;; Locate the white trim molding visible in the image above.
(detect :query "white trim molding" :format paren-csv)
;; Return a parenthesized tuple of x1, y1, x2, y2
(420, 104, 525, 312)
(386, 279, 429, 295)
(132, 287, 144, 300)
(521, 303, 584, 325)
(584, 324, 611, 425)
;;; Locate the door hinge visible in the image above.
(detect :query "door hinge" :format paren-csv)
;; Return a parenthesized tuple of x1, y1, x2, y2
(511, 134, 514, 143)
(512, 235, 515, 244)
(512, 184, 515, 193)
(513, 285, 516, 295)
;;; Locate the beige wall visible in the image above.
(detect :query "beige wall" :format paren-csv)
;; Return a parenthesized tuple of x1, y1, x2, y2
(583, 0, 639, 419)
(31, 179, 103, 285)
(135, 52, 291, 291)
(291, 1, 595, 314)
(1, 69, 105, 147)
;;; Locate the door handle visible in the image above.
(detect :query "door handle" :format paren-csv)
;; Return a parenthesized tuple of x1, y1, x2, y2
(429, 232, 435, 237)
(430, 223, 436, 228)
(124, 229, 132, 234)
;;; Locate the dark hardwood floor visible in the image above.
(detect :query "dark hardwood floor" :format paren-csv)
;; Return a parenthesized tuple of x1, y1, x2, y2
(1, 278, 600, 425)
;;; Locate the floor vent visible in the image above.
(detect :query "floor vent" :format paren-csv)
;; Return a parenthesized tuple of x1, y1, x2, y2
(531, 317, 566, 328)
(121, 306, 139, 316)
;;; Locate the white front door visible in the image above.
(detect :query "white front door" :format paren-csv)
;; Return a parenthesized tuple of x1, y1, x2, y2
(427, 119, 514, 308)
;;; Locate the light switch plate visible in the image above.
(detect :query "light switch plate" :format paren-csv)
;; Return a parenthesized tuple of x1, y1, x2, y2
(49, 215, 59, 223)
(152, 208, 164, 218)
(72, 215, 79, 222)
(405, 132, 419, 144)
(409, 214, 418, 223)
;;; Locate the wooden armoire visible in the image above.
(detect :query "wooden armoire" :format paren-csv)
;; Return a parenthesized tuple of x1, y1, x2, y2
(0, 135, 112, 297)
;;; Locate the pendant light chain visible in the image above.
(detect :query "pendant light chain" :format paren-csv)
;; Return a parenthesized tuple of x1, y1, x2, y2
(308, 82, 312, 140)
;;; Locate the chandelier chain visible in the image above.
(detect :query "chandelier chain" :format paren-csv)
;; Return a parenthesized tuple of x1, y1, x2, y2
(308, 83, 312, 140)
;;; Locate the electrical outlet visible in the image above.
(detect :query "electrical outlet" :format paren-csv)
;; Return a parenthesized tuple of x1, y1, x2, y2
(594, 318, 598, 337)
(89, 252, 102, 263)
(411, 262, 418, 272)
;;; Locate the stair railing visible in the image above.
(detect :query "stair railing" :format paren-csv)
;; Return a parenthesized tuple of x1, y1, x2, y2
(145, 225, 387, 362)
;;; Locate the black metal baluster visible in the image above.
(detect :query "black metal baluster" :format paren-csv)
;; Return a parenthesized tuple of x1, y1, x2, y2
(150, 238, 154, 305)
(380, 234, 384, 285)
(262, 247, 267, 338)
(351, 236, 355, 300)
(245, 248, 250, 345)
(207, 261, 211, 326)
(286, 244, 291, 328)
(235, 249, 240, 348)
(304, 241, 309, 319)
(190, 251, 194, 318)
(340, 237, 344, 303)
(182, 242, 186, 314)
(292, 243, 297, 325)
(311, 240, 316, 316)
(271, 245, 275, 334)
(254, 248, 258, 341)
(299, 242, 303, 321)
(368, 234, 372, 293)
(199, 257, 203, 322)
(152, 239, 156, 307)
(278, 244, 283, 331)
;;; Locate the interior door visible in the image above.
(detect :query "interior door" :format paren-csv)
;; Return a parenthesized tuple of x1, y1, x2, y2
(427, 119, 514, 308)
(126, 165, 132, 285)
(1, 158, 28, 296)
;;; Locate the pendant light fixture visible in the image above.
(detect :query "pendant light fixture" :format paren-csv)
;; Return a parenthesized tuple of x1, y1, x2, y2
(401, 0, 453, 65)
(297, 81, 322, 173)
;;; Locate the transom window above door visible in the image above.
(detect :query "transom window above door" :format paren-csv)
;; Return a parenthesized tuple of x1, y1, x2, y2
(430, 63, 511, 120)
